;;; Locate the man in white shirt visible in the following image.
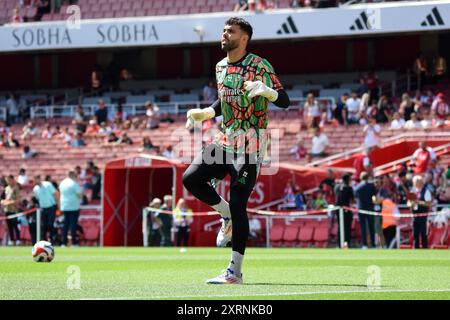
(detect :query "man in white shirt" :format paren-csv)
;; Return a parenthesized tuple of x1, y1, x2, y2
(310, 127, 329, 158)
(59, 171, 82, 247)
(33, 175, 58, 242)
(390, 112, 405, 130)
(363, 117, 381, 149)
(345, 91, 361, 124)
(17, 168, 29, 186)
(404, 112, 422, 130)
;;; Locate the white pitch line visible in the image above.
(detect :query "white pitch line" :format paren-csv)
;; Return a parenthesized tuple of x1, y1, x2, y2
(80, 288, 450, 300)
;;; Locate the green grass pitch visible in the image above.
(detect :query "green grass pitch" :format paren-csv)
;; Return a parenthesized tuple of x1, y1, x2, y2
(1, 247, 450, 300)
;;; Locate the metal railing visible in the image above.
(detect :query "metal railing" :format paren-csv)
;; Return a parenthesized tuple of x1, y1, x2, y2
(29, 97, 336, 119)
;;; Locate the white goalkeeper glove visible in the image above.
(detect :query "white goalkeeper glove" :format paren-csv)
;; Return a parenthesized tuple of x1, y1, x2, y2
(185, 107, 215, 130)
(244, 80, 278, 102)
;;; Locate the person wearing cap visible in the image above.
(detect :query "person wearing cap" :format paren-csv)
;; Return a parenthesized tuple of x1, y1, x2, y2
(431, 93, 449, 124)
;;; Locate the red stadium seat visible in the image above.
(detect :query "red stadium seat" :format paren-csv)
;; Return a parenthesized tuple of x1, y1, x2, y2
(313, 225, 329, 248)
(298, 224, 314, 248)
(269, 225, 284, 247)
(283, 225, 299, 247)
(429, 224, 448, 249)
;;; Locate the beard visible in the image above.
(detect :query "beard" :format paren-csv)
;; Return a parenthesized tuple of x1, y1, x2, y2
(221, 39, 239, 52)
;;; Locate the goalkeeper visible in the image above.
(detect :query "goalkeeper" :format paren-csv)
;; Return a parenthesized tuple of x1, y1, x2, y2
(182, 17, 290, 284)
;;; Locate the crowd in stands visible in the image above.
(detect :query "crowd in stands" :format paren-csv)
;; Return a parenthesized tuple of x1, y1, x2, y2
(0, 160, 101, 246)
(282, 141, 450, 248)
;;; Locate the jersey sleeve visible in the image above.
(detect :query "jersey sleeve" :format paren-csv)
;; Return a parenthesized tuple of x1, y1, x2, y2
(256, 58, 284, 91)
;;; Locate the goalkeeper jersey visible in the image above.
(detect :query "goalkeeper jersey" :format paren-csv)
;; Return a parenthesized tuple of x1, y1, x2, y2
(214, 52, 283, 155)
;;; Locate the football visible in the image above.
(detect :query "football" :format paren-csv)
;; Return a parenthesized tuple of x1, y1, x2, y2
(32, 241, 55, 263)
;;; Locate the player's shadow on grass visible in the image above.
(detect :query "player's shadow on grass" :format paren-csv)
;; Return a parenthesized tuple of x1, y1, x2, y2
(245, 283, 392, 288)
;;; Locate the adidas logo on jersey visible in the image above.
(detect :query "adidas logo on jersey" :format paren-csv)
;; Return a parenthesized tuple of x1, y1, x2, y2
(276, 16, 299, 35)
(421, 7, 444, 27)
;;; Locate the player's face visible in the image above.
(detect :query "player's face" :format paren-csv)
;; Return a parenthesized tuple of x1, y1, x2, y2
(221, 24, 245, 52)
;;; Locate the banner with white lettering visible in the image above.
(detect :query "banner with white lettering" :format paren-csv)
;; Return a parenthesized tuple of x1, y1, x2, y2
(0, 0, 449, 52)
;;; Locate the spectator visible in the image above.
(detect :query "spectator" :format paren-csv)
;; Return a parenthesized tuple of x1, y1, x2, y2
(141, 136, 155, 151)
(71, 132, 86, 148)
(431, 92, 449, 125)
(11, 7, 21, 23)
(358, 92, 370, 125)
(432, 53, 447, 83)
(294, 186, 306, 210)
(319, 168, 335, 204)
(22, 145, 37, 159)
(117, 132, 133, 145)
(234, 0, 248, 11)
(396, 171, 412, 205)
(119, 68, 133, 81)
(378, 189, 400, 249)
(346, 91, 361, 124)
(289, 136, 307, 160)
(145, 101, 160, 130)
(363, 117, 381, 149)
(60, 127, 73, 146)
(412, 141, 435, 174)
(334, 173, 354, 247)
(409, 175, 432, 249)
(374, 96, 392, 124)
(312, 191, 328, 209)
(303, 93, 321, 128)
(90, 166, 101, 201)
(413, 52, 428, 90)
(17, 168, 29, 186)
(98, 121, 112, 136)
(33, 175, 58, 243)
(309, 127, 329, 159)
(91, 65, 103, 93)
(157, 195, 173, 247)
(34, 0, 50, 21)
(366, 71, 379, 101)
(202, 80, 217, 103)
(86, 118, 100, 136)
(333, 93, 348, 126)
(421, 89, 435, 108)
(355, 172, 377, 249)
(356, 76, 369, 96)
(390, 112, 405, 130)
(162, 145, 175, 159)
(404, 112, 422, 130)
(143, 198, 162, 246)
(173, 198, 193, 247)
(1, 175, 21, 245)
(353, 149, 373, 183)
(282, 179, 298, 209)
(104, 132, 119, 146)
(21, 121, 37, 140)
(95, 100, 108, 125)
(59, 171, 83, 247)
(41, 124, 53, 139)
(73, 105, 88, 134)
(6, 132, 20, 148)
(399, 93, 415, 121)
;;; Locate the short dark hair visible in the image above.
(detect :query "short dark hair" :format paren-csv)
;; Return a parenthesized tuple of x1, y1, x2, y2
(342, 173, 351, 184)
(225, 17, 253, 41)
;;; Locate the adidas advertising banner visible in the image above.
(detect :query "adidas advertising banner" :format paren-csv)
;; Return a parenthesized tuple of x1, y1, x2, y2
(0, 0, 449, 52)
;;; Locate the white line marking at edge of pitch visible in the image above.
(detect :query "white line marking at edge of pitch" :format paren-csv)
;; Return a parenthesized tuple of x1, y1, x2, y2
(80, 288, 450, 300)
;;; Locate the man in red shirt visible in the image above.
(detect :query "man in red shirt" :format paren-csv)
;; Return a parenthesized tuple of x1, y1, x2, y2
(353, 149, 373, 182)
(412, 142, 436, 174)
